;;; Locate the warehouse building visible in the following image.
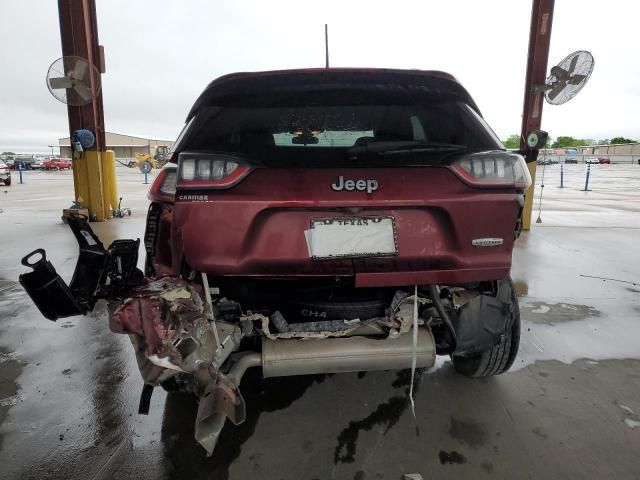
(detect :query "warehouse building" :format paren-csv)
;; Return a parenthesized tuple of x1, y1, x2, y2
(578, 142, 640, 156)
(58, 132, 173, 160)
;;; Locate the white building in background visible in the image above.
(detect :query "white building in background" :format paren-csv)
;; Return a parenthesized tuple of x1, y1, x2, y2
(58, 132, 173, 160)
(577, 143, 640, 156)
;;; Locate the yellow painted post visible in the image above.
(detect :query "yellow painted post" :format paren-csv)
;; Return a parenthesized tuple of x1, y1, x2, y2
(101, 150, 118, 218)
(72, 150, 106, 221)
(521, 161, 537, 230)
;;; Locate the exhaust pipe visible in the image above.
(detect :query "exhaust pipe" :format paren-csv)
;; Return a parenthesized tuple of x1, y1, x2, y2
(262, 328, 436, 377)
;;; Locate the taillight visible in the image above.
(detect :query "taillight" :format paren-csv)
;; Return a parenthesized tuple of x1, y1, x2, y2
(177, 152, 252, 189)
(449, 151, 531, 190)
(148, 164, 177, 203)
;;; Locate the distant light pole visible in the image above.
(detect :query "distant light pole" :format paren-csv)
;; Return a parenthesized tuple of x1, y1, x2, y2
(325, 24, 329, 68)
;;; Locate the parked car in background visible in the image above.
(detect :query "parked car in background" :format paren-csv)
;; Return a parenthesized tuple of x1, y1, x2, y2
(564, 148, 578, 164)
(585, 157, 610, 165)
(43, 158, 72, 170)
(12, 155, 37, 170)
(0, 161, 11, 185)
(31, 159, 45, 170)
(537, 157, 558, 165)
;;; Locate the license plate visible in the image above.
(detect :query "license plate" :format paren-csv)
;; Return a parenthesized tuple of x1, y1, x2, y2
(305, 216, 398, 259)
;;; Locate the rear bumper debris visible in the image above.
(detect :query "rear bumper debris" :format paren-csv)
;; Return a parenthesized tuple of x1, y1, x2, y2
(17, 216, 516, 456)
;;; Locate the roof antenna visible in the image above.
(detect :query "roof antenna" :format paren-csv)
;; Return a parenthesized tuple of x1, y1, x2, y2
(325, 24, 329, 68)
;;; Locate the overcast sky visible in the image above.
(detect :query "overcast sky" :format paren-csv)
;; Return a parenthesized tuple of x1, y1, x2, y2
(1, 0, 638, 153)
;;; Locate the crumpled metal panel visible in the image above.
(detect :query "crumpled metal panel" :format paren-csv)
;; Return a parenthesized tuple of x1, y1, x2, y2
(108, 276, 207, 381)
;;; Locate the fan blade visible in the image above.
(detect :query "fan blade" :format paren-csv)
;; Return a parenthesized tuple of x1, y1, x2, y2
(568, 55, 579, 74)
(568, 74, 587, 85)
(547, 81, 566, 101)
(73, 83, 92, 102)
(71, 60, 88, 81)
(49, 76, 73, 89)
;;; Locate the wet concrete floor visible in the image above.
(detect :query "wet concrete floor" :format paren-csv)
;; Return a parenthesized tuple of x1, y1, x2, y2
(1, 165, 639, 479)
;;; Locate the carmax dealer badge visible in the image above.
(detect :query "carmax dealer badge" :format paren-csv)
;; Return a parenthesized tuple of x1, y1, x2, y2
(472, 238, 504, 247)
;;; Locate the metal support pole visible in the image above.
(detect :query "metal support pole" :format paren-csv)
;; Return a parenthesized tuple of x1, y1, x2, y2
(519, 0, 555, 230)
(583, 164, 591, 191)
(58, 0, 111, 221)
(559, 163, 565, 188)
(325, 24, 329, 68)
(18, 165, 23, 184)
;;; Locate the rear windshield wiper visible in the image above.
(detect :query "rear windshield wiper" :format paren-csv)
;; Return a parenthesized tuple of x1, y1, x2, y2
(347, 141, 467, 159)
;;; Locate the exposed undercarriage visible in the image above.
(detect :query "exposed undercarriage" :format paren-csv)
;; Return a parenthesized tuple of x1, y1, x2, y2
(19, 216, 519, 455)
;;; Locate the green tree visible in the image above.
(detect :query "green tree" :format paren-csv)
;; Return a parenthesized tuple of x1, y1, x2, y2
(551, 136, 585, 148)
(502, 134, 521, 149)
(1, 151, 16, 156)
(609, 136, 635, 144)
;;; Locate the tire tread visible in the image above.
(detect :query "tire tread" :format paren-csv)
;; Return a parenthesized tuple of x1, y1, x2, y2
(452, 278, 520, 378)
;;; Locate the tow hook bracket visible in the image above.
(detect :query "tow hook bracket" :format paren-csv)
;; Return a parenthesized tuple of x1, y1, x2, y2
(19, 248, 87, 320)
(19, 215, 144, 321)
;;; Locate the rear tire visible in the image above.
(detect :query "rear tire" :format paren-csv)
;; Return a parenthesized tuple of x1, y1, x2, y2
(4, 178, 10, 186)
(452, 278, 520, 378)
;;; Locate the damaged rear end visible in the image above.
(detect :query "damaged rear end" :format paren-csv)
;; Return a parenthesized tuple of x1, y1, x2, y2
(19, 68, 526, 455)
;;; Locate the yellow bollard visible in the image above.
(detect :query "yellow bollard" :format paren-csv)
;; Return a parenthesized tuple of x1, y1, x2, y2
(521, 161, 537, 231)
(72, 150, 106, 221)
(101, 150, 118, 218)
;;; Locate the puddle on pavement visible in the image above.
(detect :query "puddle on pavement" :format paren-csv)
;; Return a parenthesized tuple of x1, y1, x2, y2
(333, 368, 425, 465)
(0, 280, 29, 318)
(0, 346, 26, 452)
(447, 417, 488, 448)
(159, 371, 330, 480)
(520, 302, 601, 324)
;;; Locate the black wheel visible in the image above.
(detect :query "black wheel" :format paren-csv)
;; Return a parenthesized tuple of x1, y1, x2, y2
(452, 278, 520, 378)
(4, 178, 10, 186)
(160, 372, 198, 395)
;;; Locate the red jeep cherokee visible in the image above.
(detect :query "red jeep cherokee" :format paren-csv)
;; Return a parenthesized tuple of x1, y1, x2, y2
(20, 68, 530, 454)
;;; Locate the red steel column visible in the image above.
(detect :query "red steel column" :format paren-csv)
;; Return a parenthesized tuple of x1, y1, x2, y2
(58, 0, 109, 220)
(520, 0, 555, 230)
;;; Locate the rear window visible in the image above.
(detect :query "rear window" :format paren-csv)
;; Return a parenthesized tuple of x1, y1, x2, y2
(180, 99, 502, 165)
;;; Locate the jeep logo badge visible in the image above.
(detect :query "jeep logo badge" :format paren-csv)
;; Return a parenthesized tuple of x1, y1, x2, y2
(331, 175, 378, 194)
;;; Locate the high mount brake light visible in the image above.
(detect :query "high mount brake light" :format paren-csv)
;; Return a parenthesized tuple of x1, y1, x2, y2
(449, 151, 531, 190)
(148, 165, 177, 203)
(177, 152, 252, 189)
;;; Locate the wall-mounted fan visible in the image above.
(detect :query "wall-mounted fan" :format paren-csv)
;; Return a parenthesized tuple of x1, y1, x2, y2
(46, 56, 101, 106)
(542, 50, 594, 105)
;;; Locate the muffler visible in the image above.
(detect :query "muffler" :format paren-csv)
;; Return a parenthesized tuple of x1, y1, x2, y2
(195, 329, 435, 456)
(261, 328, 436, 377)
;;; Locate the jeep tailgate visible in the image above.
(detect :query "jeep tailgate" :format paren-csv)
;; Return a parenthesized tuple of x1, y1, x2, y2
(173, 166, 519, 286)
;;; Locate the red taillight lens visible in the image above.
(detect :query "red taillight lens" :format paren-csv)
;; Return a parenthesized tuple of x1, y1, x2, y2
(177, 152, 252, 189)
(148, 165, 177, 203)
(449, 151, 531, 190)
